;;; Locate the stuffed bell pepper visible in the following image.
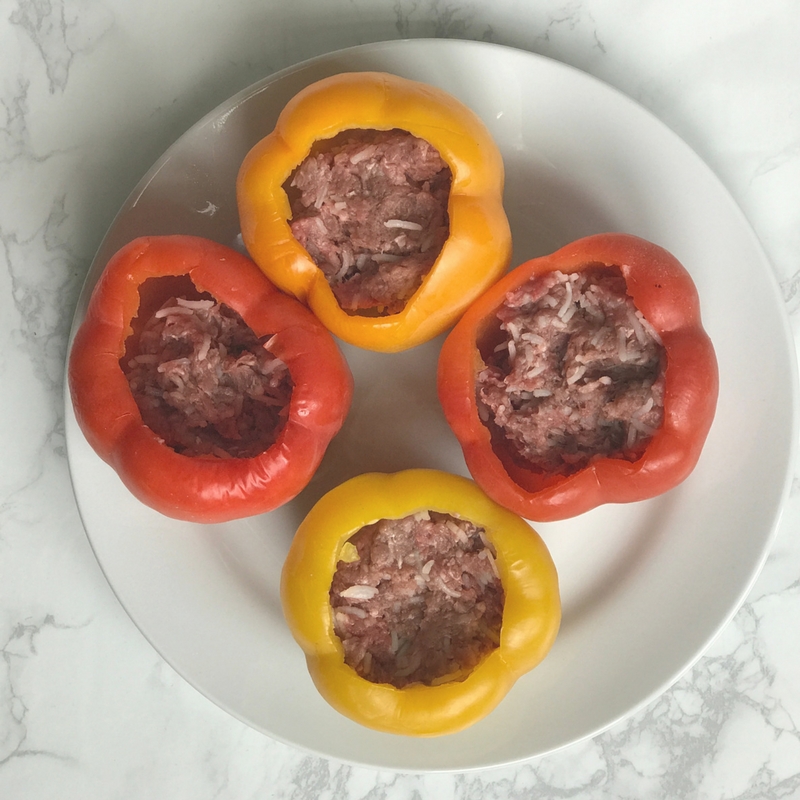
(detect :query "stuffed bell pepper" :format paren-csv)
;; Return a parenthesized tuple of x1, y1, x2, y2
(237, 71, 512, 352)
(281, 469, 561, 736)
(437, 233, 719, 521)
(68, 235, 353, 523)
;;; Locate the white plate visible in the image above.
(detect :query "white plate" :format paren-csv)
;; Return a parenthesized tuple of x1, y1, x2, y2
(65, 39, 798, 771)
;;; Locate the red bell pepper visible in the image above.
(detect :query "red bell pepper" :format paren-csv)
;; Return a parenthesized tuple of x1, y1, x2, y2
(437, 233, 718, 521)
(68, 235, 353, 523)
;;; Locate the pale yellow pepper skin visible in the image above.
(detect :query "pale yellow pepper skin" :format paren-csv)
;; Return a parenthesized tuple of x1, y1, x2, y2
(236, 72, 512, 353)
(280, 470, 561, 737)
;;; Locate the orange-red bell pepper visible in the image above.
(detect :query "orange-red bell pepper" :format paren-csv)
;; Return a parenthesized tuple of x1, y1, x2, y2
(437, 233, 719, 521)
(68, 235, 353, 523)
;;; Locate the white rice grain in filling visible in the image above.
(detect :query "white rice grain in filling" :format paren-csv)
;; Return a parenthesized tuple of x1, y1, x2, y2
(124, 295, 293, 458)
(476, 267, 665, 475)
(286, 128, 452, 315)
(329, 512, 504, 688)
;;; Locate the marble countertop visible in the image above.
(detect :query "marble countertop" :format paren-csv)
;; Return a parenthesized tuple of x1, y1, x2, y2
(2, 1, 799, 797)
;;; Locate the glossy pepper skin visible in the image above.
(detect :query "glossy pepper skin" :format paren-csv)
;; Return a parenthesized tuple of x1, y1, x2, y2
(437, 233, 719, 522)
(280, 469, 561, 737)
(236, 71, 512, 353)
(68, 235, 353, 523)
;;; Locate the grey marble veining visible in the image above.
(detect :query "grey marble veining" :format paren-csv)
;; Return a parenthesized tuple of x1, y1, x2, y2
(2, 0, 799, 797)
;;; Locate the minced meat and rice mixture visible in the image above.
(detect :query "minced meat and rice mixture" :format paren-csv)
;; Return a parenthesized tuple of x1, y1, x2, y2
(124, 296, 293, 458)
(477, 267, 665, 475)
(330, 511, 504, 688)
(287, 128, 451, 315)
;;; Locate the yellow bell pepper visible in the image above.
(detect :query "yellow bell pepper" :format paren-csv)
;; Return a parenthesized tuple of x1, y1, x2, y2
(280, 469, 561, 736)
(236, 71, 512, 353)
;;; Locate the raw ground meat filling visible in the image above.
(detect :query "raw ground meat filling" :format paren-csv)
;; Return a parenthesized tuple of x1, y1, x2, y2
(330, 511, 504, 689)
(477, 267, 666, 476)
(286, 128, 452, 315)
(124, 297, 293, 458)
